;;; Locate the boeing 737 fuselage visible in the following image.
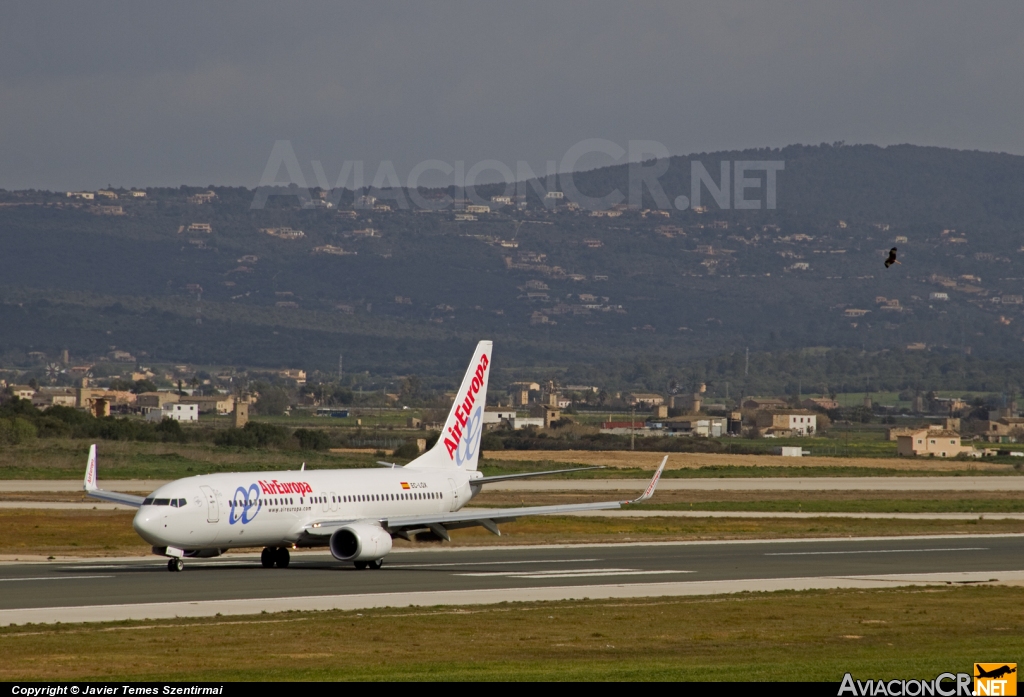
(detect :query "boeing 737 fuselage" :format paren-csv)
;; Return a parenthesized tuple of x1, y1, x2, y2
(85, 341, 666, 572)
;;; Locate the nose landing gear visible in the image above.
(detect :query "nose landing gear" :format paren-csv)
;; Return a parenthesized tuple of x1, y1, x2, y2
(354, 559, 382, 570)
(167, 558, 184, 572)
(262, 547, 291, 568)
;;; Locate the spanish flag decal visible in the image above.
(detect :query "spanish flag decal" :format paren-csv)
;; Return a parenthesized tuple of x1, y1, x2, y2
(400, 482, 411, 490)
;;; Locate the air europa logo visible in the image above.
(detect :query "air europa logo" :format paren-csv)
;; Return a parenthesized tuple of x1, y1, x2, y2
(258, 479, 312, 496)
(443, 353, 489, 463)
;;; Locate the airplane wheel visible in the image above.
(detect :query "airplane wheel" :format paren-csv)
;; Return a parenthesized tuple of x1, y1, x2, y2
(353, 560, 368, 570)
(261, 548, 274, 568)
(275, 547, 290, 568)
(167, 558, 183, 572)
(368, 559, 382, 570)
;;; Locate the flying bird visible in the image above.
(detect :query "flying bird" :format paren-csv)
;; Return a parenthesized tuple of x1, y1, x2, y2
(884, 247, 900, 268)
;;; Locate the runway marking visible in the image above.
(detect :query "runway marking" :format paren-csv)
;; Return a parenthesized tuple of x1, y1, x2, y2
(0, 575, 114, 582)
(765, 547, 988, 556)
(386, 558, 600, 569)
(70, 561, 260, 571)
(457, 568, 693, 579)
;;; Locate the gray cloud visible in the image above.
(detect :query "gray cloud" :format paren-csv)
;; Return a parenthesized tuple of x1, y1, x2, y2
(2, 1, 1023, 189)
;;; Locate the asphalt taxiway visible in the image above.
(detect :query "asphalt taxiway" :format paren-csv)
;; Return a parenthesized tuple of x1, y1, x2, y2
(1, 534, 1021, 626)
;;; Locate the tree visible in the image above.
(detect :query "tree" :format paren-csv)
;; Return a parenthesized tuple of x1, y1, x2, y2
(133, 379, 158, 394)
(294, 428, 331, 451)
(255, 387, 291, 416)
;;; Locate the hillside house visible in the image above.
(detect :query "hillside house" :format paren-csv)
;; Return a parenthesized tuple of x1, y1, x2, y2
(32, 388, 76, 409)
(146, 403, 198, 423)
(188, 191, 217, 204)
(278, 369, 306, 384)
(179, 395, 234, 415)
(896, 429, 974, 457)
(981, 417, 1024, 443)
(802, 397, 839, 410)
(627, 393, 664, 408)
(136, 392, 180, 409)
(756, 411, 817, 436)
(262, 227, 305, 239)
(9, 385, 37, 400)
(483, 407, 517, 429)
(529, 404, 561, 428)
(187, 223, 213, 233)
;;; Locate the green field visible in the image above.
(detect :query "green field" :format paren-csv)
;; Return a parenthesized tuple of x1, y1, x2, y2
(1, 586, 1020, 680)
(5, 509, 1024, 558)
(1, 439, 1021, 480)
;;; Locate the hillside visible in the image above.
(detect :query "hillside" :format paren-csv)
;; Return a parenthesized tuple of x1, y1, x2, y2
(2, 143, 1024, 391)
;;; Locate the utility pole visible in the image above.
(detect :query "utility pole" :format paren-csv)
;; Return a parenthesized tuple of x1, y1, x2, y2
(338, 354, 343, 382)
(744, 348, 749, 377)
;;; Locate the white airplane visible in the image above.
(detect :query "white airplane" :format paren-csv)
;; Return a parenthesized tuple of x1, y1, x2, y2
(84, 340, 667, 572)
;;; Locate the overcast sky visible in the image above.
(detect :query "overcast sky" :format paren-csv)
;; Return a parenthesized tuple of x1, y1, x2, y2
(2, 1, 1023, 190)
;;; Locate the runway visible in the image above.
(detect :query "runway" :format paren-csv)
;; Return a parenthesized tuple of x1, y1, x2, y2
(1, 534, 1021, 626)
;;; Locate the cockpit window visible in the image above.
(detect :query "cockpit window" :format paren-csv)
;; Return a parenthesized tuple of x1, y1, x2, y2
(143, 497, 155, 505)
(154, 498, 170, 506)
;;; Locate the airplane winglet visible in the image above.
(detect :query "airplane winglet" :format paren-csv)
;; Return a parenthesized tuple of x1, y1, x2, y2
(83, 443, 98, 492)
(627, 456, 667, 504)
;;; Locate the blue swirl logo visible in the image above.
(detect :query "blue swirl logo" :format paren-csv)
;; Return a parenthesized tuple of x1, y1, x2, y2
(455, 405, 482, 467)
(229, 483, 261, 525)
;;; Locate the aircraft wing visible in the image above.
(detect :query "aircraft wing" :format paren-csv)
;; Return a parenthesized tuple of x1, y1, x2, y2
(473, 466, 604, 483)
(87, 489, 146, 508)
(305, 456, 667, 540)
(83, 443, 145, 509)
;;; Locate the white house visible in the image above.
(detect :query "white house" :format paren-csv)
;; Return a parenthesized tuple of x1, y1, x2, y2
(146, 403, 198, 423)
(482, 408, 517, 429)
(768, 412, 817, 436)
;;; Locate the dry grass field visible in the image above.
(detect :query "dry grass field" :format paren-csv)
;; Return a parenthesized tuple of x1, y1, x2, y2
(1, 586, 1021, 680)
(483, 450, 1019, 473)
(3, 509, 1023, 559)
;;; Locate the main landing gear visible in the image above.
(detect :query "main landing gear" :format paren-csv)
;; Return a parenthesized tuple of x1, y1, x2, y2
(353, 559, 382, 570)
(167, 558, 184, 572)
(261, 547, 291, 568)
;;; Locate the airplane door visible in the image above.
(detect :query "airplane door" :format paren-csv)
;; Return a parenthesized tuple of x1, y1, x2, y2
(199, 485, 219, 523)
(330, 492, 337, 512)
(448, 478, 459, 512)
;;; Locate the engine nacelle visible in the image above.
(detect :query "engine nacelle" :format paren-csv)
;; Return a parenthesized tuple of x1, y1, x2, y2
(329, 523, 393, 561)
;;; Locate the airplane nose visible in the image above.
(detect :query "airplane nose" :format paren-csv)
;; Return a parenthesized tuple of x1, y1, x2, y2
(132, 509, 162, 544)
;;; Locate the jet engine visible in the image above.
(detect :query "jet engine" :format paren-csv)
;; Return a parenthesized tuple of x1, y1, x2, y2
(329, 523, 393, 561)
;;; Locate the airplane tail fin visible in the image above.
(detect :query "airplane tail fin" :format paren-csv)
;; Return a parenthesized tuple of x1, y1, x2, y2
(406, 340, 492, 471)
(84, 443, 98, 492)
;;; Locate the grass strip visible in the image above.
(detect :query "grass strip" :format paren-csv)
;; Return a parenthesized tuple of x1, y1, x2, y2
(3, 510, 1023, 557)
(0, 585, 1020, 680)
